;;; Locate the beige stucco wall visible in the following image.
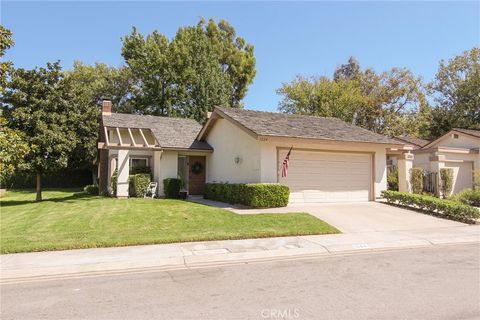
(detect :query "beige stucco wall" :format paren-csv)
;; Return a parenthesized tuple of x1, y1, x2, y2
(205, 118, 262, 183)
(107, 149, 178, 197)
(435, 133, 479, 149)
(204, 118, 390, 199)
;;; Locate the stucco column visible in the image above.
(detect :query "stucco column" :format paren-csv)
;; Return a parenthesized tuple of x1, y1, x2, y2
(398, 152, 414, 193)
(153, 150, 162, 197)
(116, 149, 130, 198)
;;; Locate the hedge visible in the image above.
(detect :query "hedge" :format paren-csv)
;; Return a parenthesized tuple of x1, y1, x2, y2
(83, 184, 99, 195)
(129, 174, 151, 197)
(4, 169, 93, 189)
(450, 188, 480, 208)
(163, 178, 182, 198)
(204, 183, 290, 208)
(382, 190, 479, 224)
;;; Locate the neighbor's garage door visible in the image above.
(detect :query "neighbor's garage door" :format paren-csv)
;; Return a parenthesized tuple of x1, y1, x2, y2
(278, 149, 372, 203)
(444, 161, 473, 194)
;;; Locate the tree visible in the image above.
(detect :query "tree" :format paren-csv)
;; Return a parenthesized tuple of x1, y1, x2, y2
(429, 48, 480, 137)
(333, 56, 361, 81)
(278, 58, 431, 137)
(277, 75, 368, 123)
(63, 62, 135, 183)
(205, 18, 256, 108)
(0, 25, 14, 94)
(121, 18, 256, 121)
(0, 117, 30, 187)
(3, 62, 76, 201)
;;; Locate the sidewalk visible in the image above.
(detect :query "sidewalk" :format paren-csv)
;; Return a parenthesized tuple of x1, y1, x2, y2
(2, 224, 479, 282)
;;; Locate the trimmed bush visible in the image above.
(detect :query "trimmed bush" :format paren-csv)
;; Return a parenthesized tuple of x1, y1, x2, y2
(111, 170, 117, 196)
(204, 183, 290, 208)
(382, 190, 479, 224)
(409, 167, 424, 194)
(451, 188, 480, 207)
(440, 168, 454, 198)
(387, 165, 398, 191)
(163, 178, 182, 198)
(129, 174, 151, 198)
(83, 184, 99, 195)
(130, 166, 151, 175)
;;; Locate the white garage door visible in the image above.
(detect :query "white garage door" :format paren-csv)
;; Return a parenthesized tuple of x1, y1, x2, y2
(278, 149, 372, 203)
(444, 162, 473, 194)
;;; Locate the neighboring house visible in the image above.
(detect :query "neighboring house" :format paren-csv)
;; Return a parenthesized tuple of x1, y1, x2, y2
(387, 136, 430, 167)
(413, 129, 480, 194)
(98, 101, 410, 202)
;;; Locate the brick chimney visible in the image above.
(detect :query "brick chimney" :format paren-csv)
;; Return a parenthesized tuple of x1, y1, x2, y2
(102, 100, 112, 115)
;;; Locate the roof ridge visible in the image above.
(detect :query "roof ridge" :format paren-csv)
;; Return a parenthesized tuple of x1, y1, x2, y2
(216, 106, 344, 121)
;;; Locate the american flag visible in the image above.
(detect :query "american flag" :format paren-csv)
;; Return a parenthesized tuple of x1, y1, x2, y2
(281, 146, 293, 178)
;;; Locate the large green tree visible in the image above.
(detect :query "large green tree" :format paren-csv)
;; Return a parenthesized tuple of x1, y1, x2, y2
(3, 62, 77, 201)
(278, 57, 431, 137)
(0, 25, 14, 94)
(429, 47, 480, 137)
(121, 18, 256, 122)
(0, 117, 30, 187)
(63, 62, 134, 183)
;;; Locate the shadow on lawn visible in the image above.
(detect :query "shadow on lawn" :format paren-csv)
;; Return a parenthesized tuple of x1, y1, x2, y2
(0, 191, 94, 207)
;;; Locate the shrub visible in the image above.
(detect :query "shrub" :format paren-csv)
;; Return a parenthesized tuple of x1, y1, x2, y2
(439, 168, 454, 198)
(382, 190, 479, 224)
(204, 183, 290, 208)
(163, 178, 182, 198)
(387, 165, 398, 191)
(130, 166, 151, 175)
(83, 184, 99, 195)
(129, 174, 151, 197)
(409, 168, 424, 194)
(111, 170, 117, 196)
(451, 188, 480, 207)
(473, 170, 480, 190)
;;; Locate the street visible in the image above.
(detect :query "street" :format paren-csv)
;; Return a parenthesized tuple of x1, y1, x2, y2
(1, 243, 479, 320)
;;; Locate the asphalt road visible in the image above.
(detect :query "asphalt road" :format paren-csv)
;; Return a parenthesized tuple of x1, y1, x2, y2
(1, 244, 479, 320)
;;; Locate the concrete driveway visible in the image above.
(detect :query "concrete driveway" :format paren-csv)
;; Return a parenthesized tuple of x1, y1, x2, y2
(220, 201, 466, 233)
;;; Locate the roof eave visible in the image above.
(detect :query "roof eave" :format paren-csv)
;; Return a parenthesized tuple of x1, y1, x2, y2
(256, 135, 405, 148)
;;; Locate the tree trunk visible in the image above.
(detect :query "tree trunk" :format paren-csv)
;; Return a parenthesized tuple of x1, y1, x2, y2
(36, 171, 42, 201)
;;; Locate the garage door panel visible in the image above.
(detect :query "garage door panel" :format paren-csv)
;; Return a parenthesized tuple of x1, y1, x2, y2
(278, 149, 372, 203)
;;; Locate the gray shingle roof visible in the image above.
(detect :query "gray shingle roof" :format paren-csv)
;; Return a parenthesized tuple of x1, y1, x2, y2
(454, 128, 480, 138)
(102, 113, 212, 150)
(216, 107, 401, 145)
(394, 136, 430, 149)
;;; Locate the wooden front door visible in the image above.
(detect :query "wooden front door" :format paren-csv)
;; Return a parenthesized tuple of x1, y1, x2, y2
(188, 156, 206, 195)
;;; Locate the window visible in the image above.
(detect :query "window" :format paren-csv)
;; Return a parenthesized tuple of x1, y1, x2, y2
(452, 133, 459, 139)
(130, 158, 148, 169)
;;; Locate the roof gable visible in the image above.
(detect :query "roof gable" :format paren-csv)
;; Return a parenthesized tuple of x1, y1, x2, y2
(423, 129, 480, 149)
(200, 107, 401, 145)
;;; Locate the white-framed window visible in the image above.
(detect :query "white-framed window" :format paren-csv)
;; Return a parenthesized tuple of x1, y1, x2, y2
(130, 157, 149, 169)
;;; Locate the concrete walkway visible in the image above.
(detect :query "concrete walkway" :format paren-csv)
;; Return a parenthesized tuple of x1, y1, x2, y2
(2, 224, 479, 282)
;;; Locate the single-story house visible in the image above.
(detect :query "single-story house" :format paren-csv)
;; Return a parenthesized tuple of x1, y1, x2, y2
(387, 129, 479, 195)
(411, 129, 479, 194)
(98, 100, 416, 202)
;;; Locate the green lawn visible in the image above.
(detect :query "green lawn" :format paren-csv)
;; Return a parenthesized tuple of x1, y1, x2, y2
(0, 189, 339, 253)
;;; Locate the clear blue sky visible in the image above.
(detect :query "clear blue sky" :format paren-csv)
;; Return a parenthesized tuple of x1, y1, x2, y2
(2, 1, 479, 111)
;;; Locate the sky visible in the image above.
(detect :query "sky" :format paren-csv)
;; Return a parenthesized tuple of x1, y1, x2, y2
(2, 1, 479, 112)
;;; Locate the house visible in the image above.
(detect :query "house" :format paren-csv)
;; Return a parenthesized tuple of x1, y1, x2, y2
(98, 100, 414, 202)
(411, 129, 479, 194)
